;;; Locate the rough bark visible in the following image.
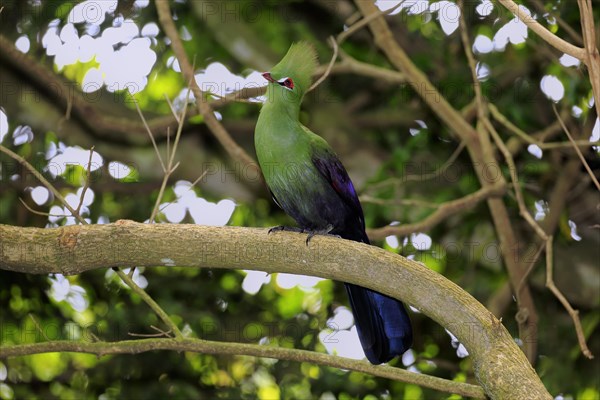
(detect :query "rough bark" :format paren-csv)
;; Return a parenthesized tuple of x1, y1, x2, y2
(0, 221, 551, 399)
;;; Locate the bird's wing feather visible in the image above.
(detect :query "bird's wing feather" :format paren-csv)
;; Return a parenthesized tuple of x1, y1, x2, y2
(269, 188, 283, 210)
(307, 133, 412, 364)
(310, 142, 365, 230)
(346, 283, 413, 364)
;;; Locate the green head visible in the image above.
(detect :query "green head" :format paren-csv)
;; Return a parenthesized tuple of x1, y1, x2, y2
(262, 42, 318, 102)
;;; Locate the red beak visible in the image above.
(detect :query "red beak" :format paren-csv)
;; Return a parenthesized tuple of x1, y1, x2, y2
(262, 72, 276, 83)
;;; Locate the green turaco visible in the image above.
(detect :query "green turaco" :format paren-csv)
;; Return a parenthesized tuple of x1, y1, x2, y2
(254, 42, 412, 364)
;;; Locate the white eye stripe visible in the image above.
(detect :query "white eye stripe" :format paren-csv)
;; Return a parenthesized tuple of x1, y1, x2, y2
(277, 76, 294, 90)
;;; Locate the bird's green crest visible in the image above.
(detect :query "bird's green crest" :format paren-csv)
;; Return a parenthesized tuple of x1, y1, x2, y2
(270, 41, 318, 94)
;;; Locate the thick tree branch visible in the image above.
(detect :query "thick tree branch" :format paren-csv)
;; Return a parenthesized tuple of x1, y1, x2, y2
(0, 33, 254, 146)
(352, 2, 479, 148)
(485, 118, 593, 359)
(354, 0, 540, 365)
(577, 0, 600, 120)
(0, 222, 551, 399)
(0, 33, 407, 148)
(0, 338, 484, 398)
(0, 34, 178, 145)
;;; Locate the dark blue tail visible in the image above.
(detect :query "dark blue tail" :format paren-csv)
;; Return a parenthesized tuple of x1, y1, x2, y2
(345, 283, 413, 364)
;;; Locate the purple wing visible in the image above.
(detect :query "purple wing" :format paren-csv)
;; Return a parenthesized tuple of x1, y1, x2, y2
(313, 147, 413, 363)
(311, 147, 366, 231)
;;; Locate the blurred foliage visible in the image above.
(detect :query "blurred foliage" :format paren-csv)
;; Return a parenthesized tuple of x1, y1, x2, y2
(1, 0, 599, 399)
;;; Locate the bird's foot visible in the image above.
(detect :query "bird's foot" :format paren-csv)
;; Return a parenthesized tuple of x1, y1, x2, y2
(268, 225, 304, 234)
(268, 225, 340, 245)
(304, 225, 340, 245)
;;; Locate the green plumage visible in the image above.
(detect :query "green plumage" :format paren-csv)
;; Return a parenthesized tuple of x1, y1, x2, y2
(269, 42, 318, 96)
(255, 42, 335, 229)
(254, 42, 412, 364)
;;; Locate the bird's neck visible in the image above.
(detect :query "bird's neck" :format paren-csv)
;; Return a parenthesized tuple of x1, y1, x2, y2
(262, 86, 303, 121)
(256, 88, 307, 160)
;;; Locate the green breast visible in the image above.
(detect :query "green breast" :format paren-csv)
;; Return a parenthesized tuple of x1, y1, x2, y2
(255, 109, 333, 228)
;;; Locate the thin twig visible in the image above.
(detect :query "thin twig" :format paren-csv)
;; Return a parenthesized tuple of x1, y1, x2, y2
(168, 88, 190, 163)
(516, 242, 546, 295)
(544, 236, 594, 359)
(133, 97, 166, 172)
(485, 118, 594, 359)
(149, 88, 191, 223)
(337, 1, 404, 44)
(155, 0, 257, 171)
(76, 146, 95, 215)
(28, 314, 50, 341)
(496, 0, 586, 61)
(18, 198, 65, 217)
(117, 270, 183, 339)
(156, 170, 208, 216)
(458, 0, 485, 120)
(552, 104, 600, 191)
(164, 94, 180, 123)
(0, 145, 85, 224)
(367, 183, 506, 240)
(150, 325, 173, 336)
(0, 338, 486, 399)
(1, 144, 183, 341)
(57, 89, 74, 133)
(128, 330, 173, 338)
(308, 37, 338, 93)
(489, 104, 600, 150)
(486, 120, 549, 239)
(336, 49, 405, 83)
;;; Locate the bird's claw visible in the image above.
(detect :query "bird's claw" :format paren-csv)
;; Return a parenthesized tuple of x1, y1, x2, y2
(268, 225, 339, 245)
(268, 225, 303, 234)
(305, 225, 337, 245)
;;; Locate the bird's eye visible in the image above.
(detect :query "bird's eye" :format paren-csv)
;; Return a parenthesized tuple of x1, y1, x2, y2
(278, 77, 294, 90)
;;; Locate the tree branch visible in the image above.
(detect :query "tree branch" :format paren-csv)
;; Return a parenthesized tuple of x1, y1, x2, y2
(114, 269, 183, 339)
(530, 0, 583, 45)
(154, 0, 257, 172)
(352, 2, 479, 147)
(354, 0, 540, 365)
(366, 183, 506, 240)
(577, 0, 600, 122)
(0, 338, 484, 398)
(496, 0, 599, 118)
(0, 222, 551, 399)
(489, 104, 599, 151)
(495, 0, 586, 61)
(0, 33, 409, 149)
(484, 116, 593, 360)
(0, 145, 83, 223)
(552, 105, 600, 191)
